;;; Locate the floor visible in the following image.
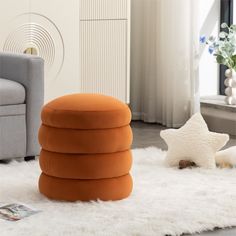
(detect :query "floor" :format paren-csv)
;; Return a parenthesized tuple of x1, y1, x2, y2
(131, 121, 236, 150)
(131, 121, 236, 236)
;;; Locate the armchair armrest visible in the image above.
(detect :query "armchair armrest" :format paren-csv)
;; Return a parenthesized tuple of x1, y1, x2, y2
(0, 52, 44, 156)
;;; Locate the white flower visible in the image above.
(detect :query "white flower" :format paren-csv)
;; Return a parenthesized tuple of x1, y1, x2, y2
(221, 23, 228, 29)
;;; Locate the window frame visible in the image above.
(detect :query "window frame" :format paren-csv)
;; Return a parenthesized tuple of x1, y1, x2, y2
(219, 0, 233, 95)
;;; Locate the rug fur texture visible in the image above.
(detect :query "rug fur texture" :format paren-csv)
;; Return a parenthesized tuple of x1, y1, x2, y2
(1, 147, 236, 236)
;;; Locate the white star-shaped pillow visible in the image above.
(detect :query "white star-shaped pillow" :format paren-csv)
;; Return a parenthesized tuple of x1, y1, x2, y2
(160, 113, 229, 168)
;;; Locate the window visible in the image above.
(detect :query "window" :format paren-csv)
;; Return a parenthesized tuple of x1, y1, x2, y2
(219, 0, 233, 95)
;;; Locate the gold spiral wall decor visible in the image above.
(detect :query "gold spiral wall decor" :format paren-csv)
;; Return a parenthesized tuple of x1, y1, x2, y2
(3, 13, 64, 82)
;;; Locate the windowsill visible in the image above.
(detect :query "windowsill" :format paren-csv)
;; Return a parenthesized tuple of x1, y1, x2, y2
(201, 95, 236, 113)
(200, 95, 236, 136)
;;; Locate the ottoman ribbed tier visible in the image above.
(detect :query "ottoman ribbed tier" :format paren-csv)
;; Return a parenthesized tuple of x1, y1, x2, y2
(41, 94, 131, 129)
(38, 94, 133, 201)
(40, 149, 132, 179)
(39, 173, 133, 202)
(39, 125, 132, 154)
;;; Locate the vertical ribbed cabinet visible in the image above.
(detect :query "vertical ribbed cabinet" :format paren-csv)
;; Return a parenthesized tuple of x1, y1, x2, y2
(79, 0, 131, 103)
(0, 0, 130, 103)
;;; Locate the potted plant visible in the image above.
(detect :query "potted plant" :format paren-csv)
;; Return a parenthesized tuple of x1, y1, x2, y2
(200, 23, 236, 105)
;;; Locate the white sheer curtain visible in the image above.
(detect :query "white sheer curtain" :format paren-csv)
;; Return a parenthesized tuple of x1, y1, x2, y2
(130, 0, 200, 127)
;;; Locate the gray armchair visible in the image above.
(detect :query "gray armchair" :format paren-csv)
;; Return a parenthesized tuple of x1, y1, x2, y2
(0, 52, 44, 160)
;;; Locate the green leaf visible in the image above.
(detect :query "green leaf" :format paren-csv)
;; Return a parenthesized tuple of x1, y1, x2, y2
(231, 55, 236, 67)
(230, 24, 236, 31)
(216, 55, 225, 64)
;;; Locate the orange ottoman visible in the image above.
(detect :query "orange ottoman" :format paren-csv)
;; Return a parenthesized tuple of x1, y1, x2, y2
(38, 94, 133, 201)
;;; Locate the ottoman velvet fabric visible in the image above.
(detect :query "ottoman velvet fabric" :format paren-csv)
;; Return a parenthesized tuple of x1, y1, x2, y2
(39, 94, 133, 201)
(39, 125, 132, 154)
(41, 94, 131, 129)
(39, 173, 133, 202)
(40, 149, 132, 179)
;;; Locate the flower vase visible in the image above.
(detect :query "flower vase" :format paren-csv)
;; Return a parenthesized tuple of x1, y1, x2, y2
(224, 69, 236, 105)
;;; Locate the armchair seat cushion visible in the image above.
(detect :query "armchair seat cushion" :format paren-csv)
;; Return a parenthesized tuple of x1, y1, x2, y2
(0, 78, 25, 105)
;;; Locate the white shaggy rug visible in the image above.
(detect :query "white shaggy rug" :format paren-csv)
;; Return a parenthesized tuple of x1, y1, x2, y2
(1, 147, 236, 236)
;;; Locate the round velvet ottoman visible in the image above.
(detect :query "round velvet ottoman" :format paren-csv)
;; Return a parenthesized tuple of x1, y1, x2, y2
(38, 94, 133, 201)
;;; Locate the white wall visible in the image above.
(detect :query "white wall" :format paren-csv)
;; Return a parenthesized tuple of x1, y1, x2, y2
(199, 0, 220, 96)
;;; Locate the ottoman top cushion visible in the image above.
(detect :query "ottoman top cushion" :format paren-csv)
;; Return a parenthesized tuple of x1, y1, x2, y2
(42, 94, 131, 129)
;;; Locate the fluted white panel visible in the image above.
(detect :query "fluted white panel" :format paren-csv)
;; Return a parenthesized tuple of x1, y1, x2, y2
(0, 0, 130, 103)
(80, 0, 128, 20)
(80, 20, 128, 102)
